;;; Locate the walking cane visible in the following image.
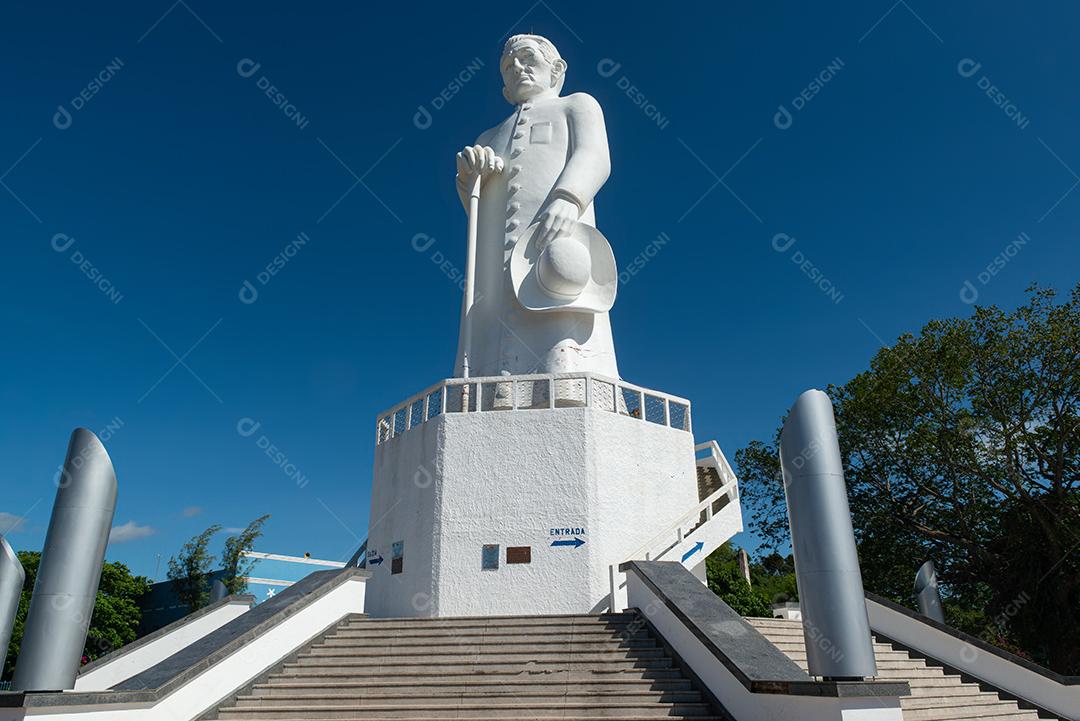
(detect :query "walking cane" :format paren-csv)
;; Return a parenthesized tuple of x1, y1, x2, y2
(460, 156, 502, 408)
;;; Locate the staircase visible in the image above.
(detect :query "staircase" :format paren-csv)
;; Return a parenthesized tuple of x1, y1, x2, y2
(208, 611, 726, 720)
(744, 617, 1054, 721)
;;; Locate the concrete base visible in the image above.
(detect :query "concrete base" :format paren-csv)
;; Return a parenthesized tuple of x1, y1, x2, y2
(364, 404, 699, 617)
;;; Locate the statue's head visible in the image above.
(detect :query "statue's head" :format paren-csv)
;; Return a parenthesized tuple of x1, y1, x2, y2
(500, 34, 566, 105)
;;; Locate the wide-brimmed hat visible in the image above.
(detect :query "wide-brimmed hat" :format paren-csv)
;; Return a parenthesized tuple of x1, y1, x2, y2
(510, 222, 617, 313)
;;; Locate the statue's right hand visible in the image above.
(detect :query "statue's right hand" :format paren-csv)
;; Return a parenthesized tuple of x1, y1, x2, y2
(456, 145, 503, 179)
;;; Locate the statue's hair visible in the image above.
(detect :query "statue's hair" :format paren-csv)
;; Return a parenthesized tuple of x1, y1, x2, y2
(503, 34, 562, 66)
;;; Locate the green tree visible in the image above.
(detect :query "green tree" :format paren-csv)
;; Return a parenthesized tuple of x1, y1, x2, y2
(220, 515, 270, 595)
(3, 551, 150, 680)
(736, 285, 1080, 673)
(704, 543, 773, 617)
(167, 525, 220, 612)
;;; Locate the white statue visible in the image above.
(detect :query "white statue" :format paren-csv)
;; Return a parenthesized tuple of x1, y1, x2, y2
(454, 34, 619, 379)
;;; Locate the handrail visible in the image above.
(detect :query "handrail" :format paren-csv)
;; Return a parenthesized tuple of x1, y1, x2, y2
(607, 439, 741, 612)
(375, 372, 694, 445)
(626, 478, 739, 564)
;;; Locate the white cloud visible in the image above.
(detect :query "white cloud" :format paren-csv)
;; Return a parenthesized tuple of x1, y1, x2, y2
(0, 512, 27, 533)
(182, 506, 203, 518)
(109, 520, 157, 544)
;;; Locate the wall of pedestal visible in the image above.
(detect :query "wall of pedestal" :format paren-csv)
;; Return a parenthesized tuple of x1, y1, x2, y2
(364, 405, 699, 618)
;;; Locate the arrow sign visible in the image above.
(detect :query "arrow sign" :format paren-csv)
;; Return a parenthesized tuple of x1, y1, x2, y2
(551, 537, 585, 549)
(681, 541, 704, 563)
(367, 552, 384, 566)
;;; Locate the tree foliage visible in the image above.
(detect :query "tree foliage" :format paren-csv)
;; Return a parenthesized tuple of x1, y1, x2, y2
(167, 525, 221, 612)
(3, 551, 150, 680)
(736, 285, 1080, 673)
(705, 542, 797, 618)
(167, 515, 271, 610)
(221, 514, 270, 595)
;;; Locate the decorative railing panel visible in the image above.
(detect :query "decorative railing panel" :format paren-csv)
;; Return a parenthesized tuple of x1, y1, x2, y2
(375, 372, 692, 446)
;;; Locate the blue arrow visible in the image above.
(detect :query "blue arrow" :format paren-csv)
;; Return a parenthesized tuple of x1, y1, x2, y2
(368, 553, 384, 566)
(551, 537, 585, 549)
(681, 541, 704, 562)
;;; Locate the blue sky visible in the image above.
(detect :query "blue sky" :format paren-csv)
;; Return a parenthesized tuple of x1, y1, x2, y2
(1, 1, 1077, 583)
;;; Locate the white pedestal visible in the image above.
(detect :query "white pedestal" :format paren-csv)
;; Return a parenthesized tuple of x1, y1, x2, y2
(364, 392, 700, 618)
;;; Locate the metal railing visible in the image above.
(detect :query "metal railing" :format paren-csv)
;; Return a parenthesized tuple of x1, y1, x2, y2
(376, 372, 692, 446)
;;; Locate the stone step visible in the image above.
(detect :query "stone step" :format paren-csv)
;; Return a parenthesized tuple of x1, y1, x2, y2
(340, 613, 636, 629)
(215, 701, 717, 719)
(901, 676, 973, 689)
(777, 651, 920, 660)
(252, 679, 696, 696)
(295, 648, 667, 665)
(216, 717, 724, 721)
(233, 690, 704, 708)
(905, 683, 987, 696)
(764, 639, 896, 652)
(266, 667, 686, 683)
(901, 691, 1008, 709)
(325, 628, 651, 642)
(281, 657, 675, 674)
(310, 639, 658, 654)
(870, 667, 955, 679)
(899, 702, 1033, 721)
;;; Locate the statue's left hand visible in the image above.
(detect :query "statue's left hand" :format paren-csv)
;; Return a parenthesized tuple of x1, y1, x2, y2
(536, 198, 580, 248)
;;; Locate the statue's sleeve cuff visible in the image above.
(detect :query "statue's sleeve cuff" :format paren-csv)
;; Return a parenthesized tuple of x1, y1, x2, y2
(551, 187, 587, 216)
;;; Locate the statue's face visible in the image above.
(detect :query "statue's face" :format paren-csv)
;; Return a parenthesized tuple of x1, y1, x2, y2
(501, 40, 561, 104)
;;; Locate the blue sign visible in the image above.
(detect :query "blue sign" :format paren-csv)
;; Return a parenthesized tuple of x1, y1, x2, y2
(551, 537, 585, 549)
(368, 551, 384, 566)
(681, 541, 704, 562)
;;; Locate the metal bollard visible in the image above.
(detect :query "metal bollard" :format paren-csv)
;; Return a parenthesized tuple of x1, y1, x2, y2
(780, 389, 877, 679)
(13, 429, 117, 691)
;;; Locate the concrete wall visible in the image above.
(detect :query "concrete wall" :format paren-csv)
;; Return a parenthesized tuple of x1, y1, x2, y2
(365, 406, 699, 617)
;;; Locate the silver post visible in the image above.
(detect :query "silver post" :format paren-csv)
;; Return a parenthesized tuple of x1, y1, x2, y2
(914, 560, 945, 623)
(780, 389, 877, 680)
(0, 536, 25, 675)
(14, 428, 117, 691)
